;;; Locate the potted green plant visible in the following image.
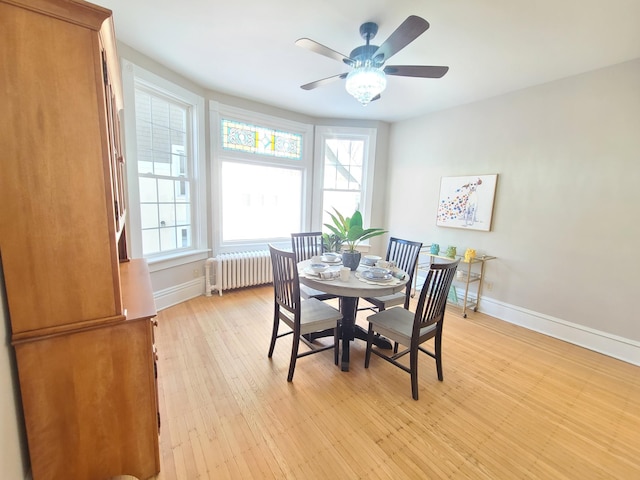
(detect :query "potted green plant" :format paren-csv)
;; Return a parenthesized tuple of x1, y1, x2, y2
(324, 208, 387, 270)
(322, 232, 343, 253)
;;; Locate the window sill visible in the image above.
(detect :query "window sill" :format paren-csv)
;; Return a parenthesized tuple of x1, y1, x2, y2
(145, 249, 210, 273)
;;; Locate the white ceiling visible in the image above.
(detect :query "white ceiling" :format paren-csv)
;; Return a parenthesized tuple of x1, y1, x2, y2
(98, 0, 640, 123)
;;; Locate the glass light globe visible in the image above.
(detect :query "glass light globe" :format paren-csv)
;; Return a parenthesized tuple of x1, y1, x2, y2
(345, 66, 387, 106)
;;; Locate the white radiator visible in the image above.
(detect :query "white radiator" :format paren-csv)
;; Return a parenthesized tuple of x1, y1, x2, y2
(205, 251, 272, 296)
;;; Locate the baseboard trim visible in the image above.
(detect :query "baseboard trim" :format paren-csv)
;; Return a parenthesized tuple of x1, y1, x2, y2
(154, 278, 204, 311)
(478, 296, 640, 367)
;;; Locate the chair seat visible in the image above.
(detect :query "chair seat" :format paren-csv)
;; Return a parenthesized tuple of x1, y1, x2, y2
(301, 284, 338, 301)
(363, 292, 405, 310)
(367, 307, 437, 346)
(281, 298, 342, 335)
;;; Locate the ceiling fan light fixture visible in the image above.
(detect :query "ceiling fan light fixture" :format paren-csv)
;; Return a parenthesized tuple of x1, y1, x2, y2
(345, 66, 387, 106)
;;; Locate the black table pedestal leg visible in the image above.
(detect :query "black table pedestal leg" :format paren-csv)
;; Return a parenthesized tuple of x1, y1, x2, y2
(303, 297, 393, 370)
(339, 297, 358, 371)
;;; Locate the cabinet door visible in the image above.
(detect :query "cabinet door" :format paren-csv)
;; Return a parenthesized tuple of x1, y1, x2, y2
(15, 320, 160, 480)
(102, 49, 128, 260)
(0, 1, 122, 334)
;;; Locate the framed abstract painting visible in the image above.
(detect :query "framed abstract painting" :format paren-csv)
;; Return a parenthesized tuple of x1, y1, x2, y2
(436, 174, 498, 231)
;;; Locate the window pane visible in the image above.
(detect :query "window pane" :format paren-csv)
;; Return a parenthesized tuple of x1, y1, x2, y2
(175, 179, 189, 203)
(324, 164, 337, 188)
(169, 104, 186, 132)
(324, 138, 363, 191)
(222, 162, 302, 241)
(322, 191, 361, 226)
(157, 179, 175, 202)
(138, 161, 153, 175)
(151, 97, 170, 127)
(153, 150, 171, 176)
(136, 121, 152, 153)
(142, 229, 160, 254)
(158, 203, 175, 227)
(152, 125, 170, 155)
(180, 227, 191, 248)
(348, 166, 362, 189)
(139, 177, 157, 202)
(175, 204, 190, 226)
(170, 130, 186, 150)
(140, 203, 159, 229)
(160, 226, 177, 251)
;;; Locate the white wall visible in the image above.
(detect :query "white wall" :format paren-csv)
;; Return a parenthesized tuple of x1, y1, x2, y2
(387, 59, 640, 363)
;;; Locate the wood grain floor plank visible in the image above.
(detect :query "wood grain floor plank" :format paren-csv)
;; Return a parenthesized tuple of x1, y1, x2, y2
(150, 286, 640, 479)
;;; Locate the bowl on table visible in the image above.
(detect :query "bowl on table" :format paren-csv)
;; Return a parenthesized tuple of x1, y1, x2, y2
(321, 253, 341, 263)
(363, 255, 381, 266)
(309, 263, 329, 274)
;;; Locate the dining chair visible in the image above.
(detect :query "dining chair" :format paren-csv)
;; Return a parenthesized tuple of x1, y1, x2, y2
(364, 259, 459, 400)
(268, 245, 342, 381)
(291, 232, 339, 302)
(359, 237, 423, 312)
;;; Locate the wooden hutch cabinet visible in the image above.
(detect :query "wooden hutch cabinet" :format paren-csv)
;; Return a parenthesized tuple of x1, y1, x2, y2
(0, 0, 160, 479)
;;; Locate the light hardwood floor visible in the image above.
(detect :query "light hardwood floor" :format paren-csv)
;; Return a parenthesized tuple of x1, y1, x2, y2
(151, 286, 640, 479)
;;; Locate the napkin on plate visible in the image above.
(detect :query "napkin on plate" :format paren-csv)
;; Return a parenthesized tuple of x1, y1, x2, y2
(319, 270, 340, 280)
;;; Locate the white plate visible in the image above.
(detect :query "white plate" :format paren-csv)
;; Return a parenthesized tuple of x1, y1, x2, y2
(361, 270, 393, 282)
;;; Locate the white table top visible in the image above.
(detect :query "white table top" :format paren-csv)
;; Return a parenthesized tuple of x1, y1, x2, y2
(297, 259, 408, 298)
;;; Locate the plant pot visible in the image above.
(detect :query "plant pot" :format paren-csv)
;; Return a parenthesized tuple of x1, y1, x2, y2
(342, 251, 361, 271)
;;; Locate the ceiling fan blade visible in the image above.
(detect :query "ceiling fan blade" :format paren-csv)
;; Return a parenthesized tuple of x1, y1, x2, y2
(300, 73, 348, 90)
(384, 65, 449, 78)
(373, 16, 429, 63)
(295, 38, 354, 66)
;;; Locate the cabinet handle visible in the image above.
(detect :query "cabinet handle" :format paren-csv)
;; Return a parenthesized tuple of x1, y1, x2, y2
(151, 318, 158, 327)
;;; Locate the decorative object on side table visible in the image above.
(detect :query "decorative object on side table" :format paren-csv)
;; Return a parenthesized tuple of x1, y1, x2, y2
(430, 243, 440, 255)
(324, 208, 387, 271)
(445, 246, 457, 259)
(464, 248, 477, 263)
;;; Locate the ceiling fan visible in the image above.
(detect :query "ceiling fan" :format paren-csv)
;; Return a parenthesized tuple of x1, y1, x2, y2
(295, 15, 449, 106)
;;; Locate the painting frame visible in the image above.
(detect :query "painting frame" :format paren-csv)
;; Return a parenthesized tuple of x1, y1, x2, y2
(436, 174, 498, 231)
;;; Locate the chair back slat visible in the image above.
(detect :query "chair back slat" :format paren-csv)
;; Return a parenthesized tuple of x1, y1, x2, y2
(386, 237, 422, 277)
(269, 245, 300, 315)
(415, 260, 459, 332)
(386, 237, 423, 307)
(291, 232, 324, 262)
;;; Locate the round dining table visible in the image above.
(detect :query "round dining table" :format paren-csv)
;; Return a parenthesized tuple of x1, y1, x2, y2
(297, 258, 409, 371)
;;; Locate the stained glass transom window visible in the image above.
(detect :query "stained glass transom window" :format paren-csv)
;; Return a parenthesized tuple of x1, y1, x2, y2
(221, 119, 302, 159)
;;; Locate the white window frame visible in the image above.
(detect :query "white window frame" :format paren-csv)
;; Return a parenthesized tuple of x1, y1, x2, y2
(121, 59, 208, 270)
(312, 125, 377, 235)
(210, 102, 314, 254)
